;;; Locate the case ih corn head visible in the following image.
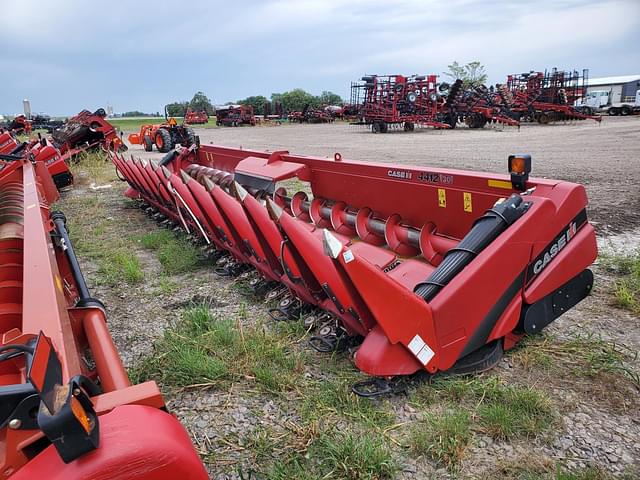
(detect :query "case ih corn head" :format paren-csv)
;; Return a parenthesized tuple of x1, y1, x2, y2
(1, 131, 77, 190)
(128, 106, 196, 153)
(505, 69, 601, 124)
(111, 142, 597, 395)
(350, 74, 451, 132)
(0, 143, 207, 479)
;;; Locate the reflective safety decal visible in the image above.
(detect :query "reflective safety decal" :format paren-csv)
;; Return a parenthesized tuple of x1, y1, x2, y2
(463, 192, 472, 212)
(438, 189, 446, 208)
(407, 334, 435, 365)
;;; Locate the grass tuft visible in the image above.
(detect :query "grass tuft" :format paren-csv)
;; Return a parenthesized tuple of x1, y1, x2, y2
(408, 408, 472, 469)
(97, 249, 144, 285)
(130, 304, 304, 393)
(600, 250, 640, 313)
(138, 230, 202, 274)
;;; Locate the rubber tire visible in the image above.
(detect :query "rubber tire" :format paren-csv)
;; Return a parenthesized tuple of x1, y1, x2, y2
(143, 136, 153, 152)
(582, 106, 593, 116)
(379, 122, 388, 133)
(371, 122, 380, 133)
(155, 128, 173, 153)
(185, 128, 196, 147)
(608, 107, 619, 116)
(537, 112, 550, 124)
(621, 106, 631, 116)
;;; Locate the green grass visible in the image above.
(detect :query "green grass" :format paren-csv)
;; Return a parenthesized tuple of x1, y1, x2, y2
(411, 376, 554, 447)
(300, 376, 393, 429)
(97, 250, 144, 285)
(600, 250, 640, 313)
(408, 408, 472, 469)
(312, 430, 398, 480)
(512, 333, 639, 387)
(130, 304, 305, 393)
(68, 150, 116, 183)
(138, 230, 202, 274)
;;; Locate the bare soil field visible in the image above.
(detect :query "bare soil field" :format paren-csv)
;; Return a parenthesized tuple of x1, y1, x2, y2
(61, 118, 640, 479)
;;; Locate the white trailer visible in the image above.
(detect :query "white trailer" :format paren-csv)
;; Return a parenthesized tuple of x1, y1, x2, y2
(576, 88, 640, 116)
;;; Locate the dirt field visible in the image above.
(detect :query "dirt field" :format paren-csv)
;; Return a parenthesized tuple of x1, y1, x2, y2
(61, 118, 640, 479)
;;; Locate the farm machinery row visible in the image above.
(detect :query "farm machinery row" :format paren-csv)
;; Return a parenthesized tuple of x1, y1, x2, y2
(111, 141, 597, 395)
(0, 139, 208, 478)
(349, 68, 601, 133)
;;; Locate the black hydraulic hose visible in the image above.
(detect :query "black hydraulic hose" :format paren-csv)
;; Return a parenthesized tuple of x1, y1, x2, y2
(51, 212, 103, 309)
(414, 194, 529, 302)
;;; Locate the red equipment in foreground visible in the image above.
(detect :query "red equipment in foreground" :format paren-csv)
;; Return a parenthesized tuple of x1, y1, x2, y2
(112, 144, 597, 394)
(0, 146, 207, 478)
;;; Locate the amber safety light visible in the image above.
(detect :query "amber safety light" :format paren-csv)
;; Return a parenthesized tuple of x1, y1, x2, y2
(508, 154, 531, 191)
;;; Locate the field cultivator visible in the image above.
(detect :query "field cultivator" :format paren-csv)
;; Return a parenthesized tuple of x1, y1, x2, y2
(505, 68, 601, 124)
(215, 105, 256, 127)
(184, 108, 209, 125)
(442, 79, 520, 129)
(128, 106, 196, 153)
(0, 145, 207, 478)
(350, 74, 450, 132)
(111, 143, 597, 395)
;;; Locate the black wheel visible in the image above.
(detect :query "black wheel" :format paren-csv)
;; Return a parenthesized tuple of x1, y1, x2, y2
(155, 128, 173, 153)
(537, 112, 550, 124)
(446, 113, 457, 129)
(608, 107, 619, 116)
(379, 122, 388, 133)
(582, 106, 593, 116)
(185, 128, 196, 146)
(404, 122, 414, 132)
(143, 135, 153, 152)
(621, 106, 631, 116)
(371, 122, 380, 133)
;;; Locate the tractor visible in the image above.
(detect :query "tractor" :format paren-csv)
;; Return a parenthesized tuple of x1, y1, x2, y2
(128, 105, 196, 153)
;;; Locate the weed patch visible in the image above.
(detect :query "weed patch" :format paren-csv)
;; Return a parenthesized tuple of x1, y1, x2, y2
(138, 230, 202, 274)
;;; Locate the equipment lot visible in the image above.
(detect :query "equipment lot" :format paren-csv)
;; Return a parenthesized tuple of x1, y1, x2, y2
(60, 118, 640, 479)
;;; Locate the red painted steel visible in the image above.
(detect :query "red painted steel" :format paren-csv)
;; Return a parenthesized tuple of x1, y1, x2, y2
(0, 148, 207, 478)
(111, 143, 597, 380)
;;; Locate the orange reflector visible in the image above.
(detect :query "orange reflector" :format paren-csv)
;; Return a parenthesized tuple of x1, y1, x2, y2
(510, 157, 526, 174)
(70, 396, 92, 434)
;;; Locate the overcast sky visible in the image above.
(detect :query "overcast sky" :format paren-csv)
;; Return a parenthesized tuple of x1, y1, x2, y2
(1, 0, 638, 116)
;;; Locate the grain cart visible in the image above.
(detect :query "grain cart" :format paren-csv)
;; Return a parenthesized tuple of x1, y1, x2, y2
(506, 68, 601, 124)
(111, 143, 597, 396)
(128, 106, 196, 153)
(0, 144, 208, 479)
(350, 74, 450, 132)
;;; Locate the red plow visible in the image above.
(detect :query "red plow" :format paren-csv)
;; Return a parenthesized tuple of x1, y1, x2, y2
(111, 143, 597, 395)
(0, 143, 207, 477)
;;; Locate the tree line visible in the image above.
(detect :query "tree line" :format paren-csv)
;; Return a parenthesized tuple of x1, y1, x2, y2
(165, 89, 344, 117)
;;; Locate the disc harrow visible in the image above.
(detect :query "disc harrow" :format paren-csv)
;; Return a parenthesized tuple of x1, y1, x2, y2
(111, 144, 597, 395)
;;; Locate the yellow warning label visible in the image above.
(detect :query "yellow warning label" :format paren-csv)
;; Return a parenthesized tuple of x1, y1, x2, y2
(438, 189, 446, 208)
(463, 192, 473, 212)
(487, 179, 513, 189)
(55, 275, 63, 292)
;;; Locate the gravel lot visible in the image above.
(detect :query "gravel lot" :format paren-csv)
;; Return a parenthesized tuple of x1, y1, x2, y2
(65, 117, 640, 479)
